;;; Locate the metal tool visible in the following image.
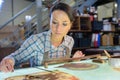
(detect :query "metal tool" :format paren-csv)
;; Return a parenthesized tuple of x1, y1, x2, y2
(35, 67, 54, 72)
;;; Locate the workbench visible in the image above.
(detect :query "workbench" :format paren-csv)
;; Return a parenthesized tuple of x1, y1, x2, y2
(0, 58, 120, 80)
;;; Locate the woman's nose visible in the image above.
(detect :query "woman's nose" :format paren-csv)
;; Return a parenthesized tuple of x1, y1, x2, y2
(56, 24, 62, 31)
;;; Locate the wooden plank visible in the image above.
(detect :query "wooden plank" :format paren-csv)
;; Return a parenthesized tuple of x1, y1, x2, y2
(43, 54, 101, 68)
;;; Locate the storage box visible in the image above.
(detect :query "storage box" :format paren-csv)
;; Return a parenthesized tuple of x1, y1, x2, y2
(101, 33, 113, 46)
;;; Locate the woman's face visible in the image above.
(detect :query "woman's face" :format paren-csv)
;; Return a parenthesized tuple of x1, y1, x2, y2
(50, 10, 72, 38)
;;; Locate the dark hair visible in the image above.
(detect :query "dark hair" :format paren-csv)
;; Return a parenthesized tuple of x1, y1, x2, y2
(49, 2, 74, 22)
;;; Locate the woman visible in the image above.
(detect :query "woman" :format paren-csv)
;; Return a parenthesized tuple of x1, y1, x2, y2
(0, 2, 84, 72)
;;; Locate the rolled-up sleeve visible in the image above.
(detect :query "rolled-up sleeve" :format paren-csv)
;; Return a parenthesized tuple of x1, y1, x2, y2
(9, 35, 38, 66)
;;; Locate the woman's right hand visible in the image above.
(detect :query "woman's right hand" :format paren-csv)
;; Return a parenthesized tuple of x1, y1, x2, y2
(72, 50, 85, 58)
(0, 57, 14, 72)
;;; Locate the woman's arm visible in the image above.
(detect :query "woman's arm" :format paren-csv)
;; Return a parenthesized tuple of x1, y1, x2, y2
(0, 35, 37, 72)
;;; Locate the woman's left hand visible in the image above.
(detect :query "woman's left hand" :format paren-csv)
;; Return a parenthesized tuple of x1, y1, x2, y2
(72, 50, 85, 58)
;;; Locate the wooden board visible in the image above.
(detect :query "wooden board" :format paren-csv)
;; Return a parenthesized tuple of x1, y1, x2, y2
(5, 70, 79, 80)
(57, 63, 99, 70)
(113, 68, 120, 72)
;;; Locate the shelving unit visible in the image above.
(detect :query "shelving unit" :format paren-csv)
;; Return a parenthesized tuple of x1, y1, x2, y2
(71, 16, 91, 31)
(69, 16, 120, 55)
(68, 16, 92, 55)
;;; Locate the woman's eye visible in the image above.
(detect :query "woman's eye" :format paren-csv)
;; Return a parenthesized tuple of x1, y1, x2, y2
(63, 23, 67, 26)
(52, 21, 57, 24)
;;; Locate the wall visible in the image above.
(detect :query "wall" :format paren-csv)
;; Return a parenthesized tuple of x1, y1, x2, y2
(0, 0, 12, 25)
(0, 0, 36, 47)
(0, 0, 36, 26)
(13, 0, 36, 25)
